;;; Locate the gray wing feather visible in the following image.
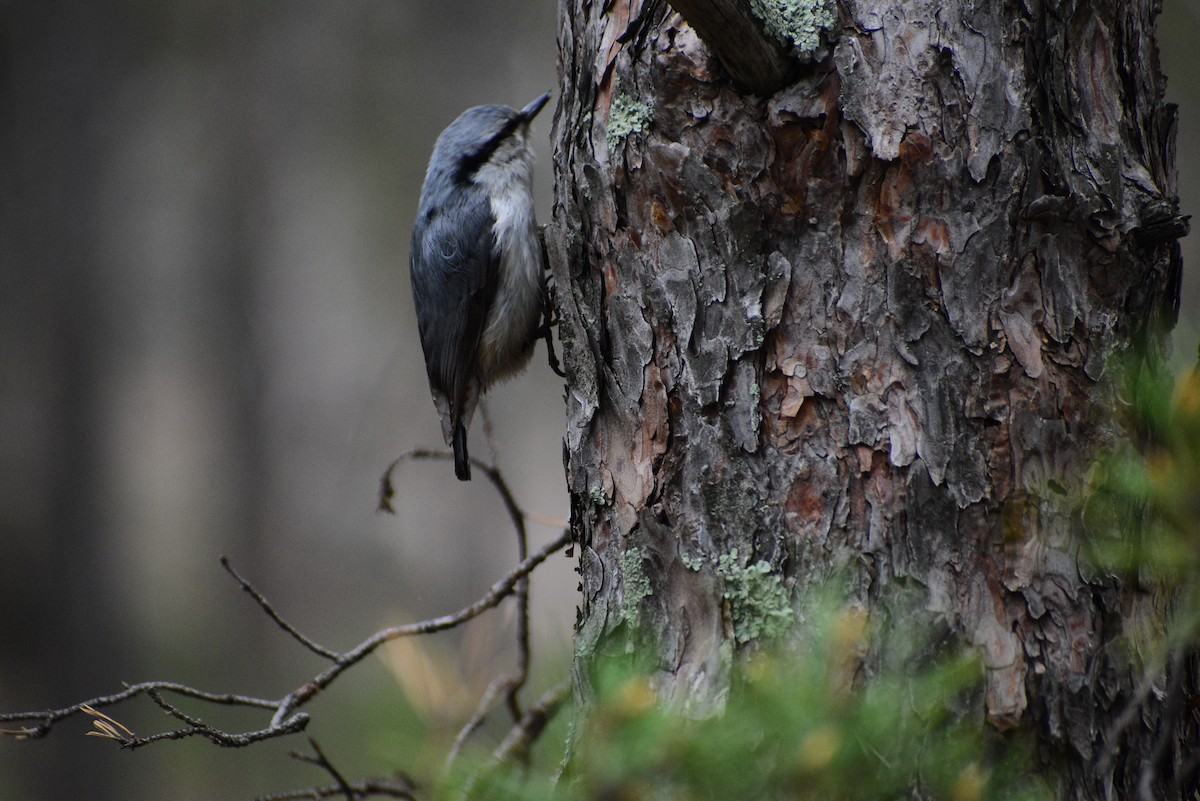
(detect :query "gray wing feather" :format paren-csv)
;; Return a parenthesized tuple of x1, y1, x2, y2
(410, 186, 498, 419)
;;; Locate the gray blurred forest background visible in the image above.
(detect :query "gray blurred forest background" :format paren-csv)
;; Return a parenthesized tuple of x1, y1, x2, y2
(0, 2, 1196, 800)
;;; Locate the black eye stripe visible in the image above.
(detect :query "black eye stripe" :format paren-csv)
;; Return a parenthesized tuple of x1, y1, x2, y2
(454, 117, 525, 184)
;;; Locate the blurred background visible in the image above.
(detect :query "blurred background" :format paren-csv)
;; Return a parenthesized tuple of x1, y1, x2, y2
(0, 2, 1197, 799)
(0, 2, 569, 798)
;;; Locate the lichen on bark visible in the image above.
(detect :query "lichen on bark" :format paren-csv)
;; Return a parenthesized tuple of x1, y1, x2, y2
(749, 0, 835, 54)
(619, 546, 651, 626)
(716, 548, 795, 644)
(606, 87, 654, 151)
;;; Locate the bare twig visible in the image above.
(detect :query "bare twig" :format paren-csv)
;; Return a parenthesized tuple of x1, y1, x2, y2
(475, 445, 533, 723)
(1, 682, 281, 739)
(289, 739, 356, 800)
(383, 448, 540, 750)
(0, 529, 572, 746)
(135, 687, 311, 749)
(377, 448, 464, 514)
(255, 776, 419, 801)
(376, 450, 549, 724)
(491, 681, 571, 766)
(378, 449, 520, 520)
(3, 450, 575, 801)
(458, 681, 572, 799)
(222, 556, 339, 660)
(272, 528, 572, 726)
(445, 674, 521, 771)
(266, 727, 420, 801)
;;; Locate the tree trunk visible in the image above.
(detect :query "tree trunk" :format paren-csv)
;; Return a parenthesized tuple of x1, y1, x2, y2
(547, 0, 1193, 798)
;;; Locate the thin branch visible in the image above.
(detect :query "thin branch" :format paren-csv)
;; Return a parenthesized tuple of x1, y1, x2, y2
(0, 681, 279, 737)
(0, 528, 572, 747)
(221, 556, 340, 661)
(148, 688, 206, 726)
(491, 681, 571, 767)
(445, 674, 521, 771)
(378, 449, 455, 513)
(128, 712, 308, 750)
(289, 739, 356, 801)
(252, 735, 420, 801)
(378, 448, 517, 515)
(457, 681, 572, 799)
(273, 528, 573, 726)
(255, 777, 419, 801)
(466, 438, 534, 723)
(3, 450, 574, 801)
(5, 687, 307, 751)
(134, 688, 310, 750)
(378, 447, 546, 725)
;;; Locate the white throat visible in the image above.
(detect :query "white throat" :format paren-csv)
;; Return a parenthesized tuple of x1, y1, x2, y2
(473, 135, 543, 382)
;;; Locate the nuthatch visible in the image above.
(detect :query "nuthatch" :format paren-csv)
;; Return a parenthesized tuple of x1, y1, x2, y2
(410, 93, 550, 481)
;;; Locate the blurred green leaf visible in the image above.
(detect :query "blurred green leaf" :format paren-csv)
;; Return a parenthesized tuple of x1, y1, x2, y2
(1085, 354, 1200, 654)
(443, 591, 1047, 801)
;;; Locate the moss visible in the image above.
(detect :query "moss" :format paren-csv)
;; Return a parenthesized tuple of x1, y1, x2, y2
(749, 0, 835, 54)
(620, 546, 651, 627)
(717, 548, 794, 645)
(606, 89, 654, 151)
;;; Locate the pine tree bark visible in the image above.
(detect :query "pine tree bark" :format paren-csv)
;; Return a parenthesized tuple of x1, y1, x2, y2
(548, 0, 1192, 798)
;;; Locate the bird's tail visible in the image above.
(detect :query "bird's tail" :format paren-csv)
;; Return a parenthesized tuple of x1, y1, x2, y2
(453, 419, 471, 481)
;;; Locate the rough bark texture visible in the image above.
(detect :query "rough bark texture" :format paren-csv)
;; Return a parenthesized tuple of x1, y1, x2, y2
(548, 0, 1192, 798)
(662, 0, 796, 94)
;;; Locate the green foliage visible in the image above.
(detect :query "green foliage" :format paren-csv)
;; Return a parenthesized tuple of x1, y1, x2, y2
(1085, 353, 1200, 647)
(446, 594, 1046, 801)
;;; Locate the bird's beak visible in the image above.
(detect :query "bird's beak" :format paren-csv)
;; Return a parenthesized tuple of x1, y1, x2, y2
(520, 92, 551, 121)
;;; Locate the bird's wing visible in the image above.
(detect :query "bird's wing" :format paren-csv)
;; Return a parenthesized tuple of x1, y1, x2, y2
(410, 189, 498, 422)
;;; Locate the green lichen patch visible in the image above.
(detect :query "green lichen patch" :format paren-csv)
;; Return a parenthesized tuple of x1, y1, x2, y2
(717, 548, 795, 645)
(606, 91, 654, 152)
(620, 546, 652, 627)
(587, 485, 610, 508)
(749, 0, 835, 54)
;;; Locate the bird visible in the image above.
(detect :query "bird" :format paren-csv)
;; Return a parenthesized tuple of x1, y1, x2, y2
(409, 93, 550, 481)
